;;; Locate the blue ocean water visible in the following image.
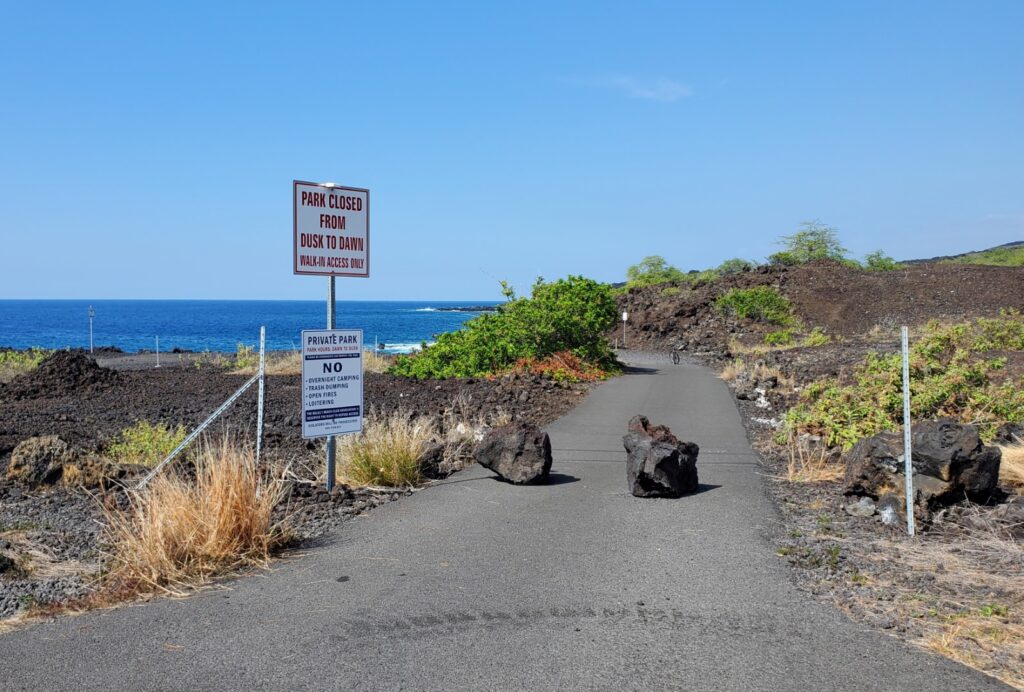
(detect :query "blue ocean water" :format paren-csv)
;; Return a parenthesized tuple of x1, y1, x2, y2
(0, 300, 500, 354)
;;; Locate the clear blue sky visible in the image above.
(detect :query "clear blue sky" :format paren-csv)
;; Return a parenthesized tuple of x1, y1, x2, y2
(2, 1, 1022, 300)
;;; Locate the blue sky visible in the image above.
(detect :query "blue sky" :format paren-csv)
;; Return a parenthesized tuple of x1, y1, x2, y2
(1, 1, 1022, 300)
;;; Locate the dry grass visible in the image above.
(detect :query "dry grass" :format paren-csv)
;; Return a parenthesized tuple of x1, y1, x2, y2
(997, 443, 1024, 490)
(782, 434, 845, 483)
(845, 504, 1024, 687)
(363, 349, 395, 374)
(101, 439, 291, 596)
(335, 410, 435, 487)
(719, 358, 794, 389)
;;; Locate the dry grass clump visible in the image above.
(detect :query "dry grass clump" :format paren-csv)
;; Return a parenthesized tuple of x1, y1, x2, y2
(719, 358, 793, 388)
(363, 349, 395, 374)
(996, 444, 1024, 490)
(782, 434, 844, 483)
(102, 439, 290, 595)
(335, 411, 435, 487)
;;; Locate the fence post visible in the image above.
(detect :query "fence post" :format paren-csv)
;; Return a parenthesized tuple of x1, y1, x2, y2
(256, 326, 266, 464)
(901, 326, 916, 537)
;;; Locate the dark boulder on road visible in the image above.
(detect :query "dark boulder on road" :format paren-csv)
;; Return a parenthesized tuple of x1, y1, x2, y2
(474, 423, 552, 484)
(623, 415, 699, 498)
(845, 419, 1001, 517)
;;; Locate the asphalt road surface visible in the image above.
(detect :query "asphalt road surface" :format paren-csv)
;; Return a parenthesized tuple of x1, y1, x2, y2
(0, 356, 1007, 690)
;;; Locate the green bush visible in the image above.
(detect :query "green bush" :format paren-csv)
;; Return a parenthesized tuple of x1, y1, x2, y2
(625, 256, 686, 288)
(864, 250, 902, 271)
(802, 327, 831, 347)
(943, 245, 1024, 267)
(661, 286, 681, 297)
(717, 258, 755, 275)
(784, 313, 1024, 448)
(0, 348, 52, 383)
(106, 421, 188, 467)
(764, 329, 795, 346)
(716, 287, 793, 325)
(391, 276, 619, 379)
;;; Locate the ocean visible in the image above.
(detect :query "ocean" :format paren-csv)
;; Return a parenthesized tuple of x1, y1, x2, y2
(0, 300, 500, 354)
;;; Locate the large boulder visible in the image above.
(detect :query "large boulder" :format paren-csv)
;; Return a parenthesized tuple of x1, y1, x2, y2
(622, 415, 699, 498)
(845, 419, 1001, 516)
(7, 436, 75, 487)
(474, 423, 552, 484)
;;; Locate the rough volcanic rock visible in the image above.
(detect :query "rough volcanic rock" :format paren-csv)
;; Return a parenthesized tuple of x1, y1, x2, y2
(844, 420, 1002, 516)
(474, 423, 552, 484)
(7, 436, 75, 487)
(416, 442, 446, 480)
(4, 351, 122, 401)
(622, 415, 699, 498)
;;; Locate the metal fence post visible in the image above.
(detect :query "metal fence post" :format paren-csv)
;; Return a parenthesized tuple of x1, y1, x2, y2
(901, 326, 916, 537)
(256, 326, 266, 464)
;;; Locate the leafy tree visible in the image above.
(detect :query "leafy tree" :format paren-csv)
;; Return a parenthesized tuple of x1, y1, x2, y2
(626, 256, 686, 288)
(391, 276, 618, 379)
(717, 258, 756, 275)
(773, 221, 848, 264)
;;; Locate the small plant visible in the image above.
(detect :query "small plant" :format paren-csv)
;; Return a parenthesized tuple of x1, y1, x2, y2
(784, 434, 844, 483)
(802, 327, 831, 347)
(106, 421, 188, 467)
(101, 439, 290, 595)
(234, 343, 259, 370)
(764, 329, 795, 346)
(660, 286, 681, 297)
(335, 411, 435, 487)
(716, 286, 793, 325)
(825, 544, 841, 570)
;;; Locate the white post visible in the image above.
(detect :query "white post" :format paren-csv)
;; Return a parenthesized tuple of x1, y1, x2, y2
(622, 311, 628, 349)
(88, 306, 95, 354)
(901, 326, 915, 537)
(155, 336, 160, 368)
(256, 325, 268, 464)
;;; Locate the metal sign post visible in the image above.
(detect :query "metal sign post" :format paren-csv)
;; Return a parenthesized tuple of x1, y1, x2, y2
(155, 336, 161, 368)
(88, 306, 95, 354)
(293, 180, 370, 491)
(622, 311, 628, 349)
(901, 326, 916, 537)
(326, 276, 337, 490)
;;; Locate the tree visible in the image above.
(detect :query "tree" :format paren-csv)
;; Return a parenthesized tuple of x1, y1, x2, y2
(771, 221, 847, 264)
(863, 250, 902, 271)
(626, 256, 686, 288)
(717, 258, 755, 275)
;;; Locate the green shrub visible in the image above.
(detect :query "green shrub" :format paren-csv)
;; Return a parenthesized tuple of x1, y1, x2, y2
(943, 245, 1024, 267)
(716, 287, 793, 325)
(661, 286, 681, 297)
(391, 275, 618, 379)
(717, 258, 755, 275)
(625, 256, 686, 288)
(864, 250, 902, 271)
(106, 421, 188, 467)
(765, 329, 795, 346)
(0, 348, 52, 383)
(802, 327, 831, 347)
(234, 343, 258, 370)
(785, 313, 1024, 448)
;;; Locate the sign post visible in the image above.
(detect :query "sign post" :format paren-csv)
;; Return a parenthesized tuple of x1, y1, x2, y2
(88, 306, 95, 354)
(294, 180, 370, 490)
(622, 311, 628, 349)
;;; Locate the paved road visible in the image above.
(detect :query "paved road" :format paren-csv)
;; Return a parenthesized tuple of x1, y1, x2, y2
(0, 357, 1006, 690)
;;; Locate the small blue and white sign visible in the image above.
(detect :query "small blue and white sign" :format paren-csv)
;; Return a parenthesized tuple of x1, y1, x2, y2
(301, 328, 364, 439)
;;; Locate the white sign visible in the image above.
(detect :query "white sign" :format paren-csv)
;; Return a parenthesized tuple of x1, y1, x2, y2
(622, 311, 628, 322)
(301, 329, 364, 439)
(293, 180, 370, 277)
